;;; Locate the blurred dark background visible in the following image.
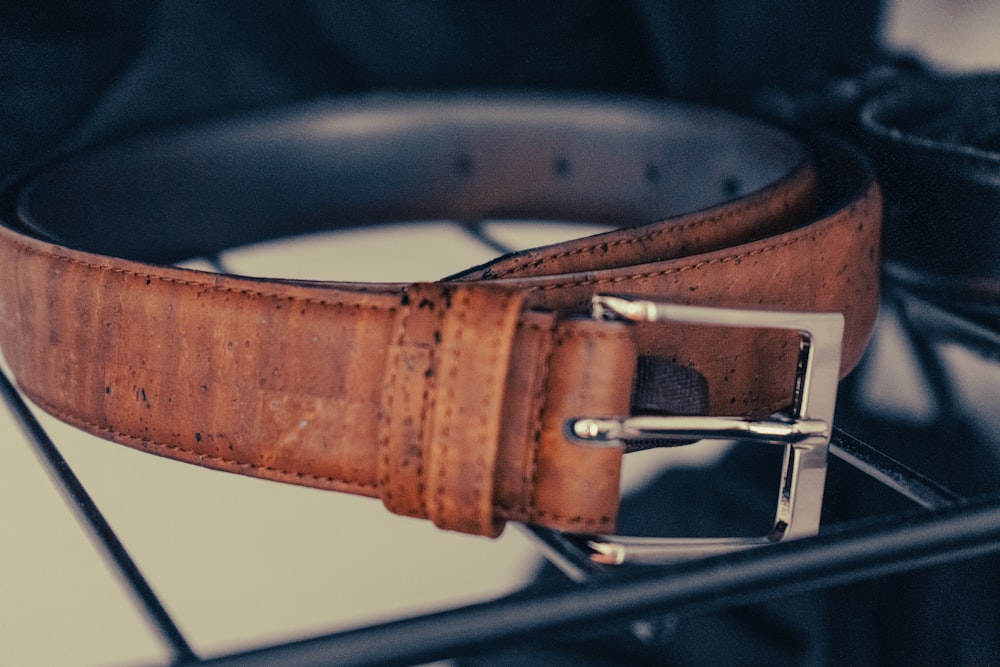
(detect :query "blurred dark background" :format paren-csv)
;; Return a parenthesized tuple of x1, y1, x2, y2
(1, 0, 883, 178)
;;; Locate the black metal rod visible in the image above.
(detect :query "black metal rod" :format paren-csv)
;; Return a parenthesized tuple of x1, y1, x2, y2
(0, 368, 198, 665)
(516, 523, 610, 582)
(205, 253, 229, 274)
(830, 428, 963, 510)
(188, 495, 1000, 667)
(459, 220, 518, 256)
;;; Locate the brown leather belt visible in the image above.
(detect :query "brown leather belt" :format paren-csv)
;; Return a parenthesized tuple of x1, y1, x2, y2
(0, 95, 881, 537)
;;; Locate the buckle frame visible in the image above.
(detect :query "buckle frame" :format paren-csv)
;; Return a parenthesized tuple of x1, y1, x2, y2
(563, 294, 844, 564)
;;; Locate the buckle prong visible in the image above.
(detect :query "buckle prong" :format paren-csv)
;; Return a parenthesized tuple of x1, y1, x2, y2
(561, 294, 844, 564)
(567, 415, 829, 445)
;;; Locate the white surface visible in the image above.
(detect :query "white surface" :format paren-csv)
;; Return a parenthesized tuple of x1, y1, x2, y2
(883, 0, 1000, 71)
(0, 396, 167, 667)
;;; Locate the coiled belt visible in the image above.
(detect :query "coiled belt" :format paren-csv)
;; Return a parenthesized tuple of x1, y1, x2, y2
(0, 95, 881, 538)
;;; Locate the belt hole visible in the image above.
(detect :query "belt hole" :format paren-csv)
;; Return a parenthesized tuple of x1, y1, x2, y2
(722, 176, 742, 197)
(453, 154, 473, 177)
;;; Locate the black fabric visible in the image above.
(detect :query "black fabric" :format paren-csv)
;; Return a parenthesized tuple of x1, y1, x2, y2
(626, 356, 709, 452)
(1, 0, 882, 178)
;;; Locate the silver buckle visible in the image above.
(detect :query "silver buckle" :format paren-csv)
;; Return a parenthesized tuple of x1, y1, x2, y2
(563, 294, 844, 564)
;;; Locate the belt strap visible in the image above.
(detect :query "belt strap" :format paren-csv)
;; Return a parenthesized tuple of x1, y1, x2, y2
(0, 95, 881, 535)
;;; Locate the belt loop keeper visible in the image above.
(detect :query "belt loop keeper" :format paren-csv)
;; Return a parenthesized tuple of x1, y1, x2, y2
(525, 317, 637, 533)
(377, 282, 524, 536)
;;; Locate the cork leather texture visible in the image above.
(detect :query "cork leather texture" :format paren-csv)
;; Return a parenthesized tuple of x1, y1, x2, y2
(0, 96, 881, 535)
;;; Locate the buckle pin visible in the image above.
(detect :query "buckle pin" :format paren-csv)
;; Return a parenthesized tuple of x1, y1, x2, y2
(568, 415, 829, 445)
(560, 294, 844, 564)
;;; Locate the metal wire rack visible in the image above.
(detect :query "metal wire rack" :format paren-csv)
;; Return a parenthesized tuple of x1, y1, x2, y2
(3, 225, 999, 666)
